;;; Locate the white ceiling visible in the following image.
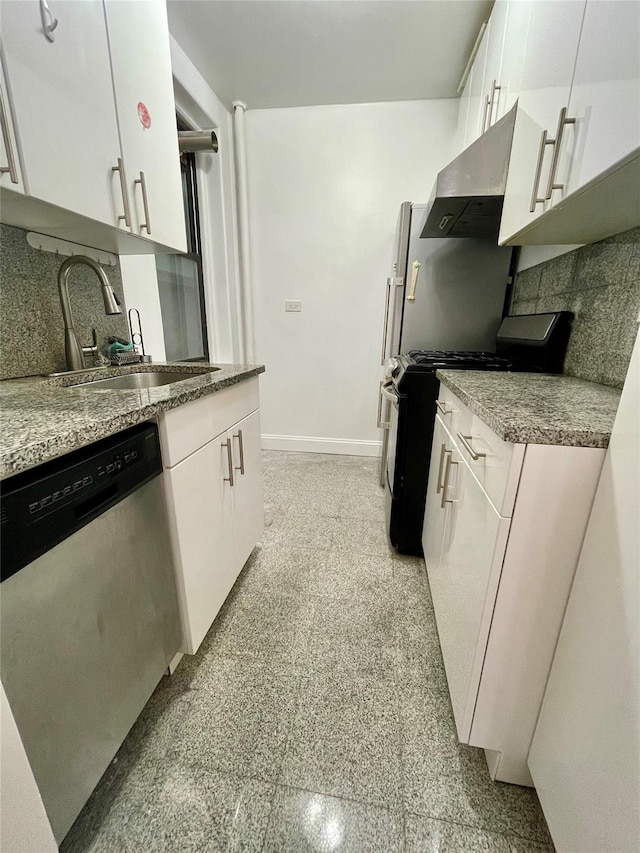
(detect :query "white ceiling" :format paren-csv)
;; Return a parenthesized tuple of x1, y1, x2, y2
(166, 0, 494, 110)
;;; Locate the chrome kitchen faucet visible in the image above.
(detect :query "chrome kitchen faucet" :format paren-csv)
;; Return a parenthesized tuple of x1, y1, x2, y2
(57, 255, 122, 371)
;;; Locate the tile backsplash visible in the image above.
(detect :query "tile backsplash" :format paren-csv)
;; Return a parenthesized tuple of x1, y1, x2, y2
(0, 224, 130, 379)
(511, 226, 640, 388)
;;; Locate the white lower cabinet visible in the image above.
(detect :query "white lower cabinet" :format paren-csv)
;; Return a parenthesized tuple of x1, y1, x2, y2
(422, 392, 605, 786)
(161, 380, 264, 654)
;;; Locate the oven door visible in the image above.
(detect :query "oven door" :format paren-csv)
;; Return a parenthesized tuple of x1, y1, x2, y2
(382, 381, 400, 494)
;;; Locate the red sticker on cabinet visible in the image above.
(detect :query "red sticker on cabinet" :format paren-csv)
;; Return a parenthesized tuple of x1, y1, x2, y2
(137, 102, 151, 129)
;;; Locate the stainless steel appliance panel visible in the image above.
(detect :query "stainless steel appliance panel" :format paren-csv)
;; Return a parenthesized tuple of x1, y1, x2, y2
(0, 475, 180, 843)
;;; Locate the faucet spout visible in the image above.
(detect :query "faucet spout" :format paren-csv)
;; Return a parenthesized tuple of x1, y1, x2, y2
(57, 255, 122, 371)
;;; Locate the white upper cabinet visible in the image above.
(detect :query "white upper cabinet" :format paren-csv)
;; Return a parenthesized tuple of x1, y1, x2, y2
(480, 0, 508, 131)
(492, 0, 530, 123)
(498, 0, 586, 243)
(453, 71, 472, 158)
(556, 1, 640, 202)
(464, 22, 491, 149)
(0, 56, 23, 193)
(103, 0, 187, 253)
(0, 0, 124, 226)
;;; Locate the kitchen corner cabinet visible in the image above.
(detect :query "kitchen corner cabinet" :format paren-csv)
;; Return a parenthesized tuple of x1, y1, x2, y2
(0, 0, 185, 254)
(499, 0, 640, 245)
(103, 0, 187, 252)
(0, 58, 24, 194)
(0, 0, 122, 224)
(160, 379, 264, 655)
(422, 388, 604, 786)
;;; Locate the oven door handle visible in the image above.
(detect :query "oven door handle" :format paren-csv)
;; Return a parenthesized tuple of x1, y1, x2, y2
(377, 381, 391, 429)
(380, 382, 399, 406)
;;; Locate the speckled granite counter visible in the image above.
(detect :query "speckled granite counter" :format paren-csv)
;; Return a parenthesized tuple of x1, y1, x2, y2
(0, 363, 265, 479)
(436, 370, 621, 448)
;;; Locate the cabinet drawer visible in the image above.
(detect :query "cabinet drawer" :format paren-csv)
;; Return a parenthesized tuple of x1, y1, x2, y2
(454, 412, 524, 517)
(159, 377, 259, 467)
(436, 383, 473, 439)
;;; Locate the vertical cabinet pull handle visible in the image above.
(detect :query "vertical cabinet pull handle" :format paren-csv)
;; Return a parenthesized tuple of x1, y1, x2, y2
(234, 430, 245, 474)
(380, 278, 392, 365)
(222, 439, 234, 487)
(134, 171, 152, 234)
(112, 158, 132, 227)
(545, 106, 576, 200)
(435, 400, 451, 416)
(487, 79, 501, 129)
(529, 130, 555, 213)
(377, 381, 390, 429)
(0, 87, 19, 184)
(482, 94, 491, 134)
(441, 455, 458, 508)
(39, 0, 59, 42)
(436, 444, 451, 494)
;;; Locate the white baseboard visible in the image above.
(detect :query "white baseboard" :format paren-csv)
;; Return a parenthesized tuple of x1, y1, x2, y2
(261, 434, 382, 457)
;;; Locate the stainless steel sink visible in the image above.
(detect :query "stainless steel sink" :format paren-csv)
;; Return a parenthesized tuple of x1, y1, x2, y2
(72, 369, 219, 390)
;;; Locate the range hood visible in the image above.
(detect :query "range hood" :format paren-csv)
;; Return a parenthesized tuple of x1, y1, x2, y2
(420, 104, 517, 240)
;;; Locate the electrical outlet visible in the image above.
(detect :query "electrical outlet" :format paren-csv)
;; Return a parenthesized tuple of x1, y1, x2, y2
(285, 300, 302, 312)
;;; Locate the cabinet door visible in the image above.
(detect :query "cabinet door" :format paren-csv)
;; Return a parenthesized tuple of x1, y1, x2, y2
(430, 447, 510, 742)
(229, 409, 264, 572)
(0, 0, 124, 225)
(163, 435, 235, 654)
(482, 0, 508, 130)
(557, 1, 640, 202)
(464, 22, 491, 148)
(498, 1, 585, 243)
(493, 0, 531, 123)
(0, 57, 24, 193)
(103, 0, 187, 252)
(421, 415, 451, 577)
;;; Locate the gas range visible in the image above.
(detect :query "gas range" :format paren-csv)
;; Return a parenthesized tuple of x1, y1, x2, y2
(391, 349, 515, 390)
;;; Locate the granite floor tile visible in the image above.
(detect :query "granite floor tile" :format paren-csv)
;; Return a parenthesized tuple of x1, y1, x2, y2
(305, 593, 397, 677)
(263, 513, 340, 549)
(262, 786, 404, 852)
(337, 489, 386, 520)
(400, 681, 552, 844)
(195, 590, 315, 666)
(332, 517, 393, 556)
(405, 813, 512, 852)
(64, 762, 274, 853)
(279, 670, 403, 810)
(169, 657, 301, 781)
(231, 544, 329, 600)
(308, 550, 394, 601)
(284, 485, 345, 518)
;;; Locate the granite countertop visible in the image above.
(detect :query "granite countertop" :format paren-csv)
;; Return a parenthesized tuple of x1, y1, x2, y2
(436, 369, 621, 448)
(0, 362, 265, 479)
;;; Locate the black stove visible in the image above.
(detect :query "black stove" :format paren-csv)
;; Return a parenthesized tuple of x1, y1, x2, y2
(384, 312, 573, 555)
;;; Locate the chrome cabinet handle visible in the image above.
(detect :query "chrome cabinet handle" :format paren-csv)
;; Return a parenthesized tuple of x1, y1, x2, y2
(380, 382, 398, 405)
(0, 87, 19, 184)
(545, 106, 575, 200)
(380, 278, 392, 365)
(233, 430, 245, 474)
(457, 433, 486, 461)
(377, 381, 390, 429)
(436, 399, 451, 416)
(222, 439, 234, 487)
(134, 171, 152, 234)
(529, 130, 555, 213)
(487, 79, 502, 129)
(112, 158, 132, 227)
(436, 443, 451, 494)
(441, 454, 458, 508)
(482, 93, 491, 134)
(39, 0, 59, 42)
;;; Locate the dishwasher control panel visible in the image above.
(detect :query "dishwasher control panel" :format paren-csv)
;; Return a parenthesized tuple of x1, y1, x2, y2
(1, 422, 162, 581)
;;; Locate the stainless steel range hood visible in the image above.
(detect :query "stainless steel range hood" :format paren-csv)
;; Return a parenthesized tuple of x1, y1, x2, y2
(420, 104, 517, 240)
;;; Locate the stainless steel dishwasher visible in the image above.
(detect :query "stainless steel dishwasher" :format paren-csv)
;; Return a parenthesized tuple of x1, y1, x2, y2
(0, 422, 181, 843)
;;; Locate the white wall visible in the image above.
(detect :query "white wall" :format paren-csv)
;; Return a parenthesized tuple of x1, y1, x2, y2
(246, 98, 458, 455)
